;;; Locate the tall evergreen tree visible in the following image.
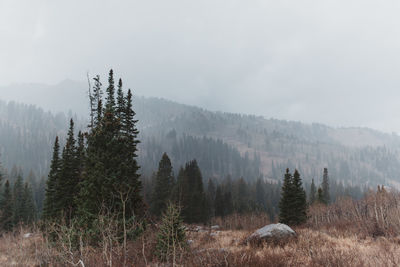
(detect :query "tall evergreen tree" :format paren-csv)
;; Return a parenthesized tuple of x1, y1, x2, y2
(309, 178, 316, 205)
(22, 183, 36, 224)
(56, 119, 79, 222)
(77, 71, 143, 231)
(223, 190, 233, 216)
(255, 178, 266, 211)
(214, 185, 225, 217)
(279, 169, 307, 225)
(0, 180, 13, 231)
(13, 175, 25, 225)
(279, 169, 294, 225)
(322, 168, 330, 204)
(291, 169, 307, 225)
(178, 160, 208, 223)
(43, 136, 61, 220)
(206, 178, 216, 217)
(151, 153, 175, 216)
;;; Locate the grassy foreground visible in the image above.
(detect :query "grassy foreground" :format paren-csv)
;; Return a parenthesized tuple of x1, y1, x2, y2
(2, 190, 400, 266)
(1, 223, 400, 266)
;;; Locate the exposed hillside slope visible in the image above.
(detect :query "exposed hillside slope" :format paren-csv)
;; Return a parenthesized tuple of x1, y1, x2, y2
(1, 81, 400, 187)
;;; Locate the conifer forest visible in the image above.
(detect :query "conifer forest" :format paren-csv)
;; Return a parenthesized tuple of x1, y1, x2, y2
(3, 1, 400, 266)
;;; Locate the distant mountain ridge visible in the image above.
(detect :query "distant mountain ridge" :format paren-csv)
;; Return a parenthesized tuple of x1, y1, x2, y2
(1, 80, 400, 188)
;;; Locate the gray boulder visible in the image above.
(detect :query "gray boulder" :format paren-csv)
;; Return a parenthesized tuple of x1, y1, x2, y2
(245, 223, 296, 246)
(211, 225, 220, 230)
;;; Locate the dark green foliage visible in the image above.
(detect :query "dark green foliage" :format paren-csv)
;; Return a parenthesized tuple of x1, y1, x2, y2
(56, 119, 79, 222)
(13, 175, 25, 225)
(0, 180, 13, 231)
(151, 153, 175, 216)
(22, 183, 36, 224)
(214, 185, 224, 217)
(279, 169, 294, 225)
(77, 70, 143, 232)
(156, 203, 186, 262)
(279, 169, 307, 226)
(322, 168, 330, 204)
(176, 160, 208, 224)
(291, 170, 307, 224)
(206, 178, 216, 217)
(43, 136, 61, 220)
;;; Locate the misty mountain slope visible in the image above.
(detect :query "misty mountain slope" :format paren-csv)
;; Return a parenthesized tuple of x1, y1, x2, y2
(0, 98, 261, 182)
(2, 81, 400, 187)
(132, 97, 400, 187)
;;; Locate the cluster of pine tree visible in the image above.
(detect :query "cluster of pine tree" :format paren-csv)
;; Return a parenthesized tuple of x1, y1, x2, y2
(150, 153, 208, 224)
(279, 169, 307, 226)
(148, 152, 281, 222)
(0, 169, 36, 231)
(309, 168, 330, 205)
(43, 70, 143, 235)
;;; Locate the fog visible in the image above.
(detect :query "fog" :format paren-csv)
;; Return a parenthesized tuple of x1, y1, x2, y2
(1, 0, 400, 132)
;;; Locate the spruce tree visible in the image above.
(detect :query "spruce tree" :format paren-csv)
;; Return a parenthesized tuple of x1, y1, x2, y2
(279, 169, 294, 225)
(255, 178, 266, 211)
(322, 168, 330, 204)
(43, 136, 61, 220)
(0, 180, 13, 231)
(178, 160, 208, 223)
(56, 119, 79, 222)
(206, 178, 216, 217)
(13, 174, 25, 225)
(309, 178, 316, 205)
(223, 190, 233, 216)
(151, 153, 175, 216)
(214, 185, 225, 217)
(22, 183, 36, 224)
(77, 71, 143, 232)
(291, 169, 307, 225)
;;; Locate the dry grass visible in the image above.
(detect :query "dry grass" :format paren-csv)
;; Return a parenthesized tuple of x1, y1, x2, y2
(4, 190, 400, 266)
(3, 225, 400, 266)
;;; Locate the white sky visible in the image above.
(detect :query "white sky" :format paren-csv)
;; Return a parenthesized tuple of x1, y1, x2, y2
(1, 0, 400, 132)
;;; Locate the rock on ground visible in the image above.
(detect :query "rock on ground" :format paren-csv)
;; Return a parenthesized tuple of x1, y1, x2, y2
(245, 223, 296, 246)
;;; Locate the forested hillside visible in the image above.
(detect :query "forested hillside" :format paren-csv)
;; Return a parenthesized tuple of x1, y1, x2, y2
(2, 81, 400, 189)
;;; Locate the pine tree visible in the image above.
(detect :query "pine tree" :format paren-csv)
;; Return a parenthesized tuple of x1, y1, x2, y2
(214, 185, 225, 217)
(279, 168, 294, 225)
(22, 183, 36, 224)
(56, 119, 79, 222)
(77, 71, 143, 232)
(178, 160, 208, 223)
(255, 178, 266, 211)
(206, 178, 216, 217)
(151, 153, 175, 216)
(310, 178, 316, 205)
(322, 168, 330, 204)
(291, 169, 307, 225)
(223, 190, 233, 216)
(116, 78, 125, 123)
(43, 136, 61, 220)
(0, 180, 13, 231)
(13, 174, 25, 225)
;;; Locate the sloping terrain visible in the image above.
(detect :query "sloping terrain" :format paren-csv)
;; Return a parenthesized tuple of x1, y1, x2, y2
(2, 80, 400, 187)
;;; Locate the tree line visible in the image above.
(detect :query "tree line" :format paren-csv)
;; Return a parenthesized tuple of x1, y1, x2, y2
(0, 70, 368, 234)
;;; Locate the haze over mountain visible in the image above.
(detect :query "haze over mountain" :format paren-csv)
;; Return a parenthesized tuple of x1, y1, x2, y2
(2, 81, 400, 190)
(3, 1, 400, 133)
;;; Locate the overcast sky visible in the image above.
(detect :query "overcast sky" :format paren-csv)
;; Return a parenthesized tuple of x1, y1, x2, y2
(1, 0, 400, 132)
